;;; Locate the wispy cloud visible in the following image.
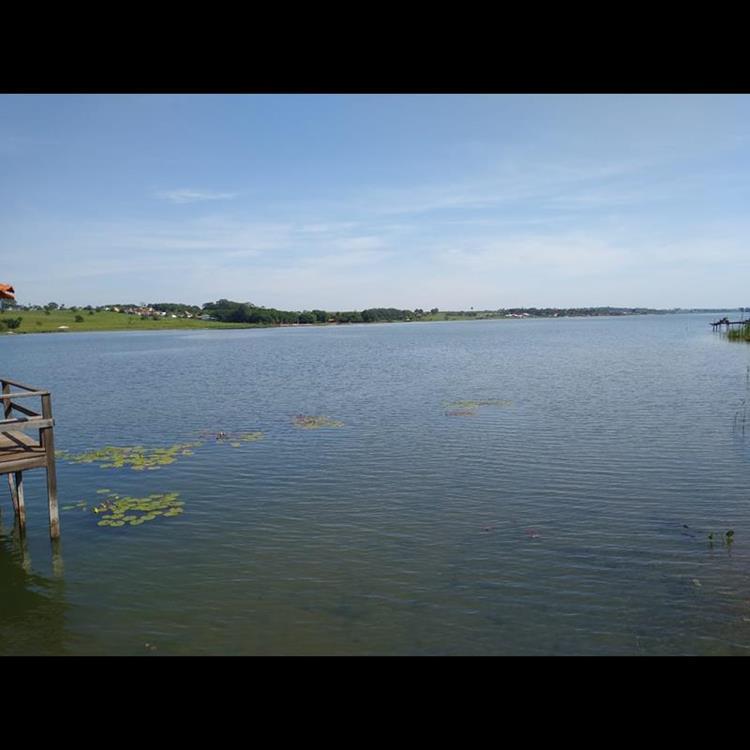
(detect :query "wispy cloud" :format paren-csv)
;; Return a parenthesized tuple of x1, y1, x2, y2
(0, 133, 53, 157)
(155, 188, 238, 204)
(436, 232, 630, 278)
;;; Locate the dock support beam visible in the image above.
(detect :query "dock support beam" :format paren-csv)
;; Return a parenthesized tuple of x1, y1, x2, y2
(41, 393, 60, 539)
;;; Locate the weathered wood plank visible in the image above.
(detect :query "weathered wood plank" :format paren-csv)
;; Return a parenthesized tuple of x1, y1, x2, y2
(2, 381, 10, 420)
(41, 393, 60, 539)
(0, 430, 46, 473)
(0, 446, 45, 460)
(0, 417, 54, 432)
(0, 377, 44, 392)
(0, 456, 47, 473)
(0, 429, 38, 444)
(10, 402, 41, 418)
(0, 391, 49, 400)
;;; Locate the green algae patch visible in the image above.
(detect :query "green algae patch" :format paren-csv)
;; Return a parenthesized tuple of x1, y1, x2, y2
(57, 442, 204, 471)
(89, 490, 184, 529)
(293, 415, 345, 429)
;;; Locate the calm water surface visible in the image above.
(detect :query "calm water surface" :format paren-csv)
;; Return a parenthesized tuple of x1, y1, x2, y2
(2, 314, 750, 655)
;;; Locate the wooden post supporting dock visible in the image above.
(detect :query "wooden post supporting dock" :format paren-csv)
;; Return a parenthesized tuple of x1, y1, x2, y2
(41, 392, 59, 538)
(0, 377, 60, 539)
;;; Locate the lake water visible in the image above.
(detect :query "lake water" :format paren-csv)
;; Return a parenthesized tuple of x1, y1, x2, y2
(2, 314, 750, 655)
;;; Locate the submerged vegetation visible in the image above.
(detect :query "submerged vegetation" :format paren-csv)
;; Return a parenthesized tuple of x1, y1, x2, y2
(682, 524, 736, 549)
(293, 415, 345, 429)
(444, 399, 512, 416)
(215, 431, 264, 444)
(215, 431, 264, 447)
(446, 399, 512, 409)
(732, 366, 750, 436)
(61, 500, 89, 511)
(707, 530, 735, 546)
(727, 324, 750, 342)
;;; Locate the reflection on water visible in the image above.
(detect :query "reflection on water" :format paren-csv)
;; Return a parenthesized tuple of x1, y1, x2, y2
(0, 511, 68, 655)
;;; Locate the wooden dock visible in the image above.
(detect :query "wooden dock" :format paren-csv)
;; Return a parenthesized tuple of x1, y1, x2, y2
(1, 377, 59, 538)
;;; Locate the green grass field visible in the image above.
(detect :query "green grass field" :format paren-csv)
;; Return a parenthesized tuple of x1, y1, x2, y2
(0, 308, 515, 334)
(0, 310, 255, 334)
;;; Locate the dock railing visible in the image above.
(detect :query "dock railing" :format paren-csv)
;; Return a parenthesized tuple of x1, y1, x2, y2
(0, 377, 59, 538)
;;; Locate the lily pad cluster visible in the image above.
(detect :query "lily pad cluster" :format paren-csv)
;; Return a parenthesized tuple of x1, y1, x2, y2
(293, 415, 345, 429)
(444, 399, 512, 416)
(56, 442, 203, 471)
(91, 490, 184, 527)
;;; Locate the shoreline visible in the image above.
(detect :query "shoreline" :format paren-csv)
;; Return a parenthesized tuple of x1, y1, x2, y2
(1, 310, 732, 337)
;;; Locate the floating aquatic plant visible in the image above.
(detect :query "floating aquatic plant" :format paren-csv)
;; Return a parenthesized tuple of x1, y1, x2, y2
(62, 500, 89, 512)
(293, 415, 344, 429)
(444, 399, 512, 417)
(198, 430, 264, 445)
(707, 529, 735, 546)
(56, 442, 203, 471)
(445, 399, 512, 410)
(89, 490, 184, 529)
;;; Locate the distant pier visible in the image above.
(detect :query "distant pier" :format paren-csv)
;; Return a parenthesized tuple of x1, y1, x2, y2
(711, 317, 748, 330)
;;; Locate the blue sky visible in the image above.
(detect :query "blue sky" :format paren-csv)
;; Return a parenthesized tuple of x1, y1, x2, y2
(2, 94, 749, 309)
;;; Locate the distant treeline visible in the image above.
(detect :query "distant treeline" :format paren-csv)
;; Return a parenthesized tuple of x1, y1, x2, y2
(202, 300, 431, 324)
(449, 306, 670, 318)
(150, 302, 202, 315)
(203, 299, 323, 324)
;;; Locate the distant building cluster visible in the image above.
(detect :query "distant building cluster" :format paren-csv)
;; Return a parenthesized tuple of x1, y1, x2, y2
(106, 305, 213, 320)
